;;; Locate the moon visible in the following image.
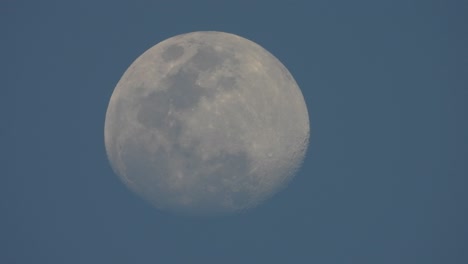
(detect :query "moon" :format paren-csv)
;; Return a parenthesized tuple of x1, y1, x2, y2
(104, 31, 309, 215)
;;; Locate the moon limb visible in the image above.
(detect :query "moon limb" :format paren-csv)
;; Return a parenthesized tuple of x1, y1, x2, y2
(104, 31, 309, 215)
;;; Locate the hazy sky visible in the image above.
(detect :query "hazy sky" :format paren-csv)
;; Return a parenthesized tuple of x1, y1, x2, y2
(3, 1, 468, 263)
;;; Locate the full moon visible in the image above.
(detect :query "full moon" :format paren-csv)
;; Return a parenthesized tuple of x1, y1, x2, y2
(104, 31, 309, 215)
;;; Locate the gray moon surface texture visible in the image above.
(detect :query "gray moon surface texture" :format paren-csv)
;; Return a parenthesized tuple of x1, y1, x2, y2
(104, 31, 309, 215)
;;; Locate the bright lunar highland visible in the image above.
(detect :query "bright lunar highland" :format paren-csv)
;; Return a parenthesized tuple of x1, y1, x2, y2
(105, 31, 309, 215)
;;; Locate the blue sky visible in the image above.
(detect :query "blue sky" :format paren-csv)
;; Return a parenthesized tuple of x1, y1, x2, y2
(3, 1, 468, 263)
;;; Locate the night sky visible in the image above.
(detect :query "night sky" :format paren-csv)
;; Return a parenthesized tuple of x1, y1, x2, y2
(3, 1, 468, 263)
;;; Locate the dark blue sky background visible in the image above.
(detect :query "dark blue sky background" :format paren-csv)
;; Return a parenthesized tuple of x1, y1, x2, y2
(3, 0, 468, 263)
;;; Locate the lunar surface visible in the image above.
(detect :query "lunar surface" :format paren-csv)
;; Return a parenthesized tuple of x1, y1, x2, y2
(104, 31, 309, 215)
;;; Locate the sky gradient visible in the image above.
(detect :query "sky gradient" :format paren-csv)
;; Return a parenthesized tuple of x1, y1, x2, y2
(3, 1, 468, 263)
